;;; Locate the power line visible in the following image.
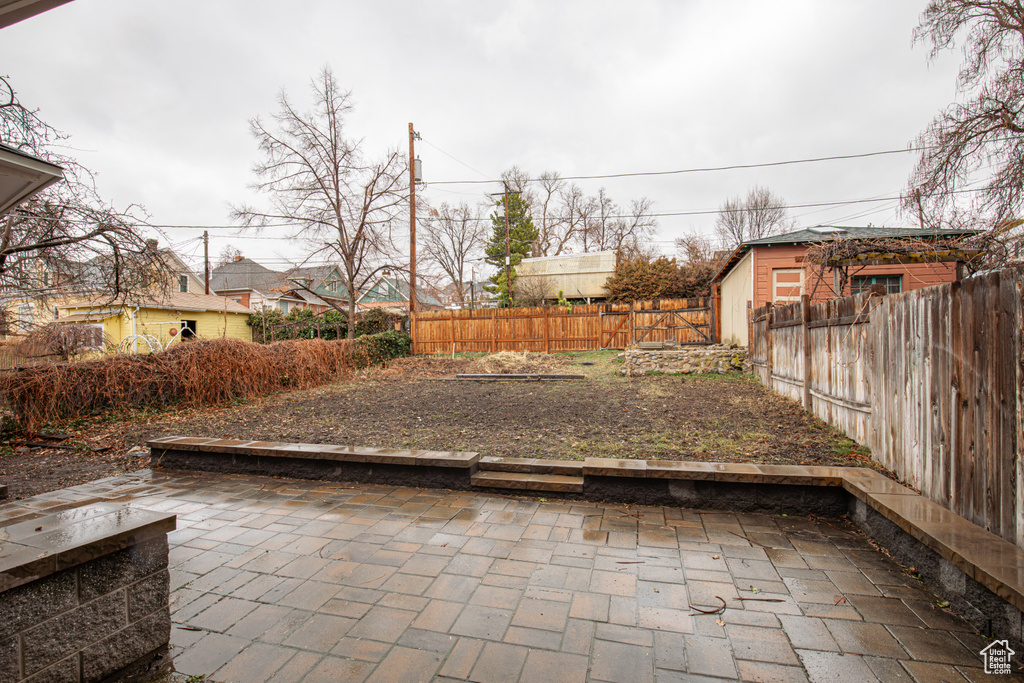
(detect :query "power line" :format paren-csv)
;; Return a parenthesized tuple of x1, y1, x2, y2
(420, 138, 492, 181)
(426, 146, 924, 186)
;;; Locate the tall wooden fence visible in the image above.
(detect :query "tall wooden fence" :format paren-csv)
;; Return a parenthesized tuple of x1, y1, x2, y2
(411, 297, 715, 355)
(750, 267, 1024, 547)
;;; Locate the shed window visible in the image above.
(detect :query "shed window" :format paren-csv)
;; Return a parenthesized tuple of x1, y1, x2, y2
(772, 268, 803, 303)
(851, 274, 902, 295)
(180, 320, 197, 339)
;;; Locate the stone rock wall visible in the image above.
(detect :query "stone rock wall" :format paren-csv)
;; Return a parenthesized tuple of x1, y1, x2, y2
(621, 345, 749, 376)
(0, 536, 170, 682)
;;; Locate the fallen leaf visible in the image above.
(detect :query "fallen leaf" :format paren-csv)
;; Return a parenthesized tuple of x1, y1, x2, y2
(715, 618, 725, 626)
(712, 555, 720, 560)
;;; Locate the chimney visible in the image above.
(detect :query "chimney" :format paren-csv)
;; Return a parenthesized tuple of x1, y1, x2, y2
(234, 255, 244, 262)
(145, 238, 158, 252)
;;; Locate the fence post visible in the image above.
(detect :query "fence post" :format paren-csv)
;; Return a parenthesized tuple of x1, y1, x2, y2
(491, 311, 497, 353)
(765, 302, 774, 388)
(544, 307, 550, 354)
(801, 294, 812, 410)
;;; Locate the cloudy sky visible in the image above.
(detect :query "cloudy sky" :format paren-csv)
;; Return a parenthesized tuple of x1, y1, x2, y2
(1, 0, 962, 275)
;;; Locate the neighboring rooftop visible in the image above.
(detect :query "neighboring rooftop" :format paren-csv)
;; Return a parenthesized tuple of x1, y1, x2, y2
(359, 275, 444, 308)
(742, 225, 976, 247)
(210, 257, 281, 293)
(714, 225, 979, 282)
(517, 250, 618, 300)
(60, 291, 254, 315)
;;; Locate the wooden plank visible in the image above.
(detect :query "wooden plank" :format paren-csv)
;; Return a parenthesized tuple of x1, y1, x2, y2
(1016, 269, 1024, 548)
(765, 302, 774, 391)
(998, 271, 1016, 541)
(801, 295, 811, 410)
(949, 280, 964, 517)
(456, 373, 585, 380)
(544, 307, 550, 354)
(806, 314, 872, 329)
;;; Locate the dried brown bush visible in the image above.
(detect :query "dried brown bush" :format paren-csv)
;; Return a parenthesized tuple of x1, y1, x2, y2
(0, 337, 372, 430)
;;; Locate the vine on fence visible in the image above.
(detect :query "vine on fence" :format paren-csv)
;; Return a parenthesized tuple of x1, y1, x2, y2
(248, 307, 404, 343)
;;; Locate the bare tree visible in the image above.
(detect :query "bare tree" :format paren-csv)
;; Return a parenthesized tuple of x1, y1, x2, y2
(675, 231, 717, 265)
(906, 1, 1024, 247)
(616, 197, 659, 259)
(583, 190, 658, 258)
(558, 183, 596, 253)
(233, 67, 406, 337)
(582, 187, 617, 253)
(500, 165, 532, 196)
(0, 76, 166, 309)
(714, 186, 792, 249)
(531, 171, 570, 256)
(420, 201, 486, 301)
(217, 244, 243, 267)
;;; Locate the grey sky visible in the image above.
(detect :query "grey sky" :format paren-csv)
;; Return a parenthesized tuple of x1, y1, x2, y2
(1, 0, 962, 274)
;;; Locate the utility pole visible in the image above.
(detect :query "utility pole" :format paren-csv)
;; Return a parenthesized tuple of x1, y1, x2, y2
(914, 189, 926, 231)
(203, 230, 210, 294)
(504, 182, 511, 307)
(408, 123, 419, 315)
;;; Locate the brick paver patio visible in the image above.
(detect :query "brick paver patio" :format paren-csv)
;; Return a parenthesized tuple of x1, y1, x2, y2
(4, 469, 1015, 682)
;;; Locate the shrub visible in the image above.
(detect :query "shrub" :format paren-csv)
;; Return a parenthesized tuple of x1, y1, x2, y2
(355, 308, 404, 336)
(358, 330, 411, 365)
(0, 337, 384, 430)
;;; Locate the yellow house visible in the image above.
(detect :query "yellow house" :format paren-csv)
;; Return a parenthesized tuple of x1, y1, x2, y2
(55, 292, 254, 353)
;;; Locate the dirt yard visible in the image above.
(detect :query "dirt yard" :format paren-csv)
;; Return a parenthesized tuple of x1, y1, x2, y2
(0, 350, 881, 499)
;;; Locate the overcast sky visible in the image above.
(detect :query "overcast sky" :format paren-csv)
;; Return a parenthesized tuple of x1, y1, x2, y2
(1, 0, 962, 275)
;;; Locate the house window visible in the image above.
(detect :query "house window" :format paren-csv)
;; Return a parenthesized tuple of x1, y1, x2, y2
(852, 274, 902, 295)
(178, 275, 189, 293)
(772, 268, 803, 303)
(17, 303, 32, 332)
(327, 279, 339, 293)
(180, 320, 197, 339)
(280, 301, 289, 313)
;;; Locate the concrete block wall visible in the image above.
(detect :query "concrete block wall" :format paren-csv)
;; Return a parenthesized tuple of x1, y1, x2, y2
(0, 536, 171, 682)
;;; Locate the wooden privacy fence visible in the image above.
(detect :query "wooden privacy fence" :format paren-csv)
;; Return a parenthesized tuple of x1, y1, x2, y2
(411, 297, 715, 355)
(750, 267, 1024, 547)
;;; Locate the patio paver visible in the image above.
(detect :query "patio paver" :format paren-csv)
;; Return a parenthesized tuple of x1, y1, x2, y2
(1, 469, 1020, 681)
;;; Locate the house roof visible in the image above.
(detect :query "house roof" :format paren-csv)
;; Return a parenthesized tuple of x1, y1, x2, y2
(212, 259, 349, 300)
(0, 142, 63, 215)
(518, 250, 617, 276)
(0, 0, 73, 29)
(357, 275, 443, 307)
(516, 250, 618, 299)
(713, 226, 979, 283)
(61, 292, 254, 315)
(210, 258, 281, 293)
(55, 310, 120, 323)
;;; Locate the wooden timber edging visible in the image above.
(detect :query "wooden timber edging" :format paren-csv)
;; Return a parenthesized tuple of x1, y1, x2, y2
(410, 297, 716, 354)
(749, 267, 1024, 550)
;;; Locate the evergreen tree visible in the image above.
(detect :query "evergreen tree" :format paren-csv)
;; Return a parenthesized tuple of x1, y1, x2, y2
(483, 192, 538, 305)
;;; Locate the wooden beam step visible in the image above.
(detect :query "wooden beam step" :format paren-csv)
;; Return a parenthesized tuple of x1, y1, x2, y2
(471, 470, 583, 493)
